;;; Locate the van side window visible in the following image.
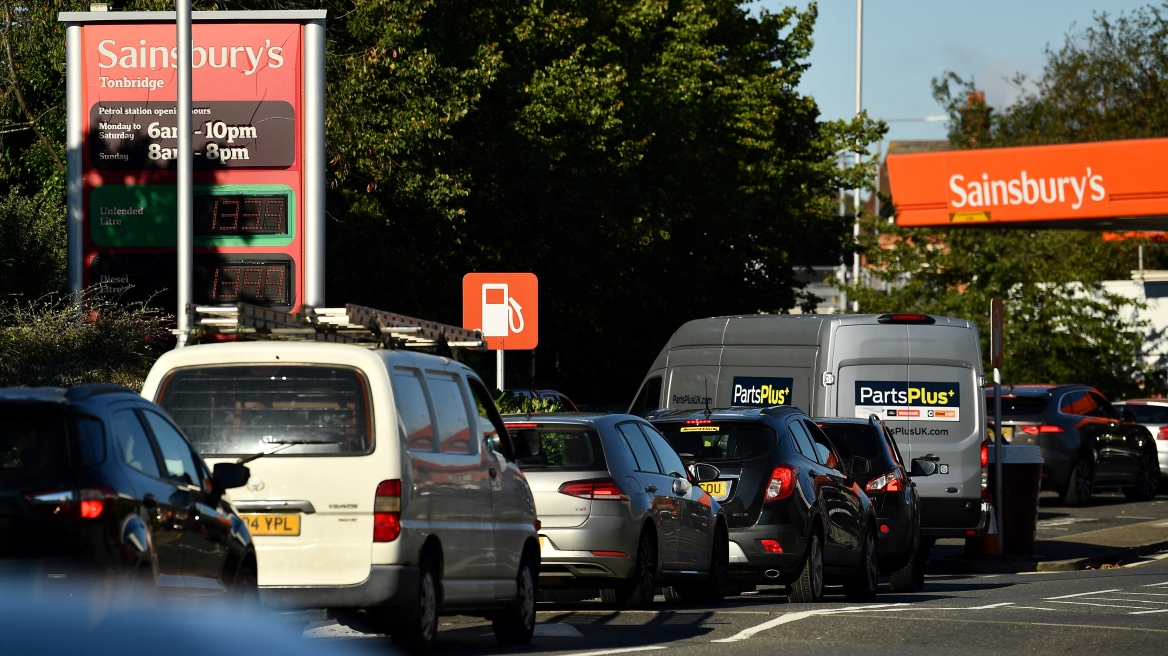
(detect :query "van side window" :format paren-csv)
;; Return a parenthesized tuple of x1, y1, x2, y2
(427, 372, 476, 456)
(467, 377, 513, 460)
(631, 376, 663, 417)
(617, 422, 662, 474)
(393, 368, 437, 452)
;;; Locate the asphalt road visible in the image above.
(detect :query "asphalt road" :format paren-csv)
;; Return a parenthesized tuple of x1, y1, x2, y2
(305, 493, 1168, 655)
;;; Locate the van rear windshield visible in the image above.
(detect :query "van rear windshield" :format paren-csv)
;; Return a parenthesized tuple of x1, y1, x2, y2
(157, 365, 372, 457)
(512, 425, 607, 471)
(654, 421, 776, 461)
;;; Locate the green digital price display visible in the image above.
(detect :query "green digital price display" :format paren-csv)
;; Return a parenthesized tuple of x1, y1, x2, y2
(90, 184, 296, 247)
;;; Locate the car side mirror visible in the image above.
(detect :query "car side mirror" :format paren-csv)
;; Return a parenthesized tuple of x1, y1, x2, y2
(213, 462, 251, 490)
(910, 457, 938, 477)
(511, 429, 542, 460)
(1122, 408, 1137, 423)
(848, 456, 871, 476)
(691, 462, 721, 483)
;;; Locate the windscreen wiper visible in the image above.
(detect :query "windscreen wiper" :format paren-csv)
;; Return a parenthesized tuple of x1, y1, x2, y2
(236, 438, 340, 465)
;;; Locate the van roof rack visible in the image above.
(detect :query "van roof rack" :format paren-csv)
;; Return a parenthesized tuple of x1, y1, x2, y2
(185, 303, 485, 356)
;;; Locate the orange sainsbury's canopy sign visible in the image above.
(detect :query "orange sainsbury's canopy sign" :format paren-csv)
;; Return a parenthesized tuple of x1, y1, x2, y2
(887, 138, 1168, 230)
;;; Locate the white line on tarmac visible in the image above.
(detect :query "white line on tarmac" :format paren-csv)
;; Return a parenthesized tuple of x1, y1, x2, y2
(1047, 600, 1156, 610)
(709, 610, 824, 643)
(1043, 589, 1121, 600)
(561, 646, 666, 656)
(1011, 606, 1059, 611)
(1129, 608, 1168, 615)
(965, 602, 1015, 610)
(1128, 592, 1168, 597)
(1145, 581, 1168, 587)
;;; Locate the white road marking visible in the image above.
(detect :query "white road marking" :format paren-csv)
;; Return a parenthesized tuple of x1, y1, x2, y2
(1129, 608, 1168, 615)
(561, 647, 666, 656)
(1047, 600, 1156, 610)
(1145, 581, 1168, 587)
(966, 602, 1014, 610)
(1128, 592, 1168, 597)
(1043, 589, 1121, 600)
(711, 601, 1013, 642)
(536, 624, 584, 637)
(710, 610, 824, 643)
(1011, 606, 1059, 611)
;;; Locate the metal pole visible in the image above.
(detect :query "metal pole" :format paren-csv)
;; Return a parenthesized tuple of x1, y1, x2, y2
(175, 1, 193, 346)
(303, 19, 326, 307)
(994, 368, 1004, 555)
(65, 23, 83, 301)
(851, 0, 863, 312)
(496, 350, 505, 392)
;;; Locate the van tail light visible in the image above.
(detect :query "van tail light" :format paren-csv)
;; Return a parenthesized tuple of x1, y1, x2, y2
(1020, 425, 1065, 435)
(374, 480, 402, 542)
(25, 485, 116, 520)
(866, 471, 903, 494)
(1158, 427, 1168, 441)
(981, 440, 989, 468)
(559, 479, 629, 501)
(765, 465, 799, 501)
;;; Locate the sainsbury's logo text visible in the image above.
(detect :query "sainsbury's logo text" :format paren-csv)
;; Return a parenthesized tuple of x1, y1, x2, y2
(949, 168, 1105, 211)
(97, 39, 285, 76)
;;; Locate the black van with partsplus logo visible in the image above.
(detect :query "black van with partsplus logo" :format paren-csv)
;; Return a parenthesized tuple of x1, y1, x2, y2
(630, 313, 989, 556)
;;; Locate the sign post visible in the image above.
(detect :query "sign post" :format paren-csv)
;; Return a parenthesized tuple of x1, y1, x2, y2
(60, 9, 326, 329)
(463, 273, 539, 391)
(990, 297, 1005, 555)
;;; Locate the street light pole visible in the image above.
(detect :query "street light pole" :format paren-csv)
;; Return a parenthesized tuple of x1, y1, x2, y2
(851, 0, 863, 312)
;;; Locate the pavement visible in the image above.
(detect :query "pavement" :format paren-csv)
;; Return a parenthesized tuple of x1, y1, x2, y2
(927, 492, 1168, 574)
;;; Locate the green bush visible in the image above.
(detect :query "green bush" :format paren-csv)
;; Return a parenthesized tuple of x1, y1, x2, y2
(0, 286, 173, 389)
(494, 390, 566, 414)
(0, 187, 65, 300)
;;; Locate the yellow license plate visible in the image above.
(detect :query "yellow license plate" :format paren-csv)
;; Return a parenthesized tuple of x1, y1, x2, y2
(241, 513, 301, 536)
(699, 481, 727, 499)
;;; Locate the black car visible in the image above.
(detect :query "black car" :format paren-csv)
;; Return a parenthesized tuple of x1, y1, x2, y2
(815, 415, 937, 593)
(650, 406, 878, 603)
(0, 385, 256, 595)
(986, 385, 1160, 505)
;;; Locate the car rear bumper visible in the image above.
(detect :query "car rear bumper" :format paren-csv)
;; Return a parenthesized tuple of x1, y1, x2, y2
(536, 518, 641, 585)
(726, 524, 805, 583)
(260, 565, 418, 610)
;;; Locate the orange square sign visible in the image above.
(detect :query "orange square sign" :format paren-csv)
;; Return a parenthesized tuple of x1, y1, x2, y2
(463, 273, 538, 350)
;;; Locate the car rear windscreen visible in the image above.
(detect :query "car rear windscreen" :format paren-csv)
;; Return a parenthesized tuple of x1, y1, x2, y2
(655, 421, 776, 461)
(512, 425, 607, 471)
(157, 365, 372, 457)
(816, 423, 893, 466)
(1120, 404, 1168, 424)
(0, 406, 76, 481)
(991, 396, 1049, 417)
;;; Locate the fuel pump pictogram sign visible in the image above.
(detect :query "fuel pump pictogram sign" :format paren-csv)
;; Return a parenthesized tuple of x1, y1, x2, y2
(463, 273, 538, 350)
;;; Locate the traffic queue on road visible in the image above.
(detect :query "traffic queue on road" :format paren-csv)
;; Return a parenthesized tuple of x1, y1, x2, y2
(3, 306, 1164, 655)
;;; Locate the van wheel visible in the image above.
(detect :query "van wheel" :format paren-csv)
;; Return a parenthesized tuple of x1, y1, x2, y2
(1060, 455, 1093, 506)
(664, 524, 728, 605)
(844, 528, 878, 601)
(391, 556, 439, 654)
(602, 529, 656, 609)
(787, 533, 824, 603)
(492, 556, 537, 646)
(1123, 449, 1160, 501)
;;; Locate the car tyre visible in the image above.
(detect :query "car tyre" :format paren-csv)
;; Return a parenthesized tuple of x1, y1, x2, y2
(1123, 448, 1160, 501)
(601, 528, 656, 609)
(664, 524, 728, 605)
(233, 559, 260, 608)
(1060, 454, 1094, 506)
(390, 556, 440, 654)
(492, 554, 537, 646)
(844, 528, 878, 601)
(787, 532, 824, 603)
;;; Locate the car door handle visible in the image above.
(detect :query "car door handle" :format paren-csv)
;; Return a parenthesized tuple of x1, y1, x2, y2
(489, 468, 498, 479)
(645, 485, 657, 493)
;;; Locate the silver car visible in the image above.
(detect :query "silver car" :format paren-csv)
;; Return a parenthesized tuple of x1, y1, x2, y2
(1112, 399, 1168, 491)
(505, 413, 728, 608)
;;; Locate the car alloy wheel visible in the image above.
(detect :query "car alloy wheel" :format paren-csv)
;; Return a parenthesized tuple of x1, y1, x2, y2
(788, 533, 824, 603)
(1124, 449, 1160, 501)
(1062, 455, 1094, 506)
(604, 528, 657, 609)
(845, 529, 878, 601)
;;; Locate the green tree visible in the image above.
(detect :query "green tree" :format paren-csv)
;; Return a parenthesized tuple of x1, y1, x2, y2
(845, 4, 1168, 399)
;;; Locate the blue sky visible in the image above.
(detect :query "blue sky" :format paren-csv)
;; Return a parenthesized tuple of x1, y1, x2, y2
(755, 1, 1155, 150)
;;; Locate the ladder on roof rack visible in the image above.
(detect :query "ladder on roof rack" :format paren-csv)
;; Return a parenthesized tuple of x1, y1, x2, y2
(184, 303, 485, 354)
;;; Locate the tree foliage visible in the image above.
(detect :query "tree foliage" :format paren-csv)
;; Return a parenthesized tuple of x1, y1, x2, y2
(845, 3, 1168, 399)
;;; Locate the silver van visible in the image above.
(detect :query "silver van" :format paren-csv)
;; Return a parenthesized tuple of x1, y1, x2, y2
(140, 305, 540, 651)
(630, 313, 989, 552)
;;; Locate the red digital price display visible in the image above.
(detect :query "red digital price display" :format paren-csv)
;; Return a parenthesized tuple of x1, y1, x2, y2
(193, 193, 288, 237)
(196, 257, 292, 306)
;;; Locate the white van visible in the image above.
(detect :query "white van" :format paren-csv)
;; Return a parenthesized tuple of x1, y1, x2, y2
(140, 306, 540, 651)
(630, 313, 989, 551)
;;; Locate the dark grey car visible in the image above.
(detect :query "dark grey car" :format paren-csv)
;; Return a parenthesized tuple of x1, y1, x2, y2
(504, 413, 728, 608)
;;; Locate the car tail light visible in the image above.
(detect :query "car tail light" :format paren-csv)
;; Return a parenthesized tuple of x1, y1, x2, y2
(765, 465, 799, 501)
(374, 480, 401, 542)
(866, 471, 903, 494)
(24, 486, 116, 520)
(1158, 427, 1168, 441)
(1020, 425, 1065, 434)
(590, 550, 628, 557)
(559, 479, 629, 501)
(507, 423, 540, 429)
(685, 419, 713, 426)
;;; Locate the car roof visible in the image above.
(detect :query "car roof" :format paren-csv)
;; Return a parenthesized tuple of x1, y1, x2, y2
(646, 406, 805, 421)
(502, 412, 640, 427)
(0, 384, 141, 404)
(985, 384, 1096, 396)
(1114, 398, 1168, 405)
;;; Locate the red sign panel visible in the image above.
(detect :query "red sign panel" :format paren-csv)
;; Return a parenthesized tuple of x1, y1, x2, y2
(81, 22, 304, 310)
(887, 138, 1168, 228)
(462, 273, 538, 350)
